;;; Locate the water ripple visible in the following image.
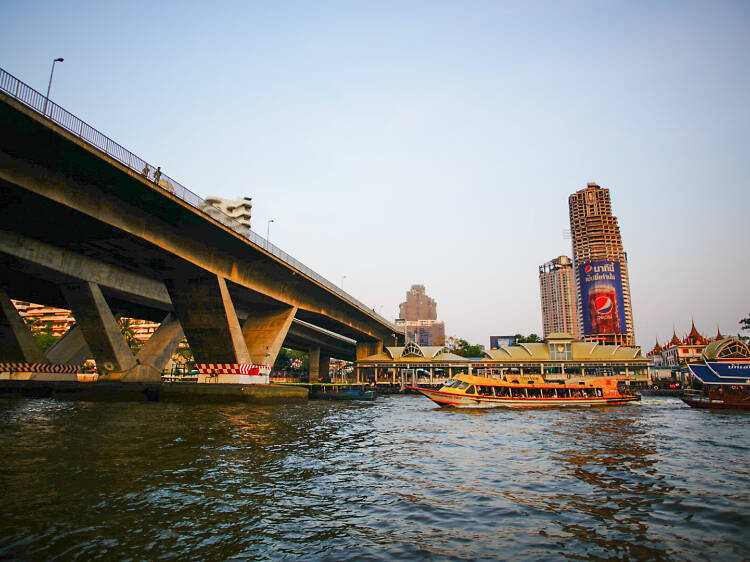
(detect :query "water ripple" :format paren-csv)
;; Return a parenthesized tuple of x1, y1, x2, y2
(1, 396, 749, 560)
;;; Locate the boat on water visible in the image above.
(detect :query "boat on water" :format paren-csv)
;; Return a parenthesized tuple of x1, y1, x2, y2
(682, 338, 750, 411)
(407, 373, 639, 408)
(307, 383, 376, 401)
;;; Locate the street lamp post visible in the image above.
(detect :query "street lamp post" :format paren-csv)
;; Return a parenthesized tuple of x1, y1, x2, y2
(266, 219, 274, 245)
(43, 57, 64, 117)
(341, 275, 346, 289)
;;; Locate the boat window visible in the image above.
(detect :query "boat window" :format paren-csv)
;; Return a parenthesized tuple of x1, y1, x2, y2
(457, 382, 469, 390)
(466, 385, 476, 394)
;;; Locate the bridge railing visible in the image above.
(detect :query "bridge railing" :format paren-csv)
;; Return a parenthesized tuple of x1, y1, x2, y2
(0, 65, 398, 333)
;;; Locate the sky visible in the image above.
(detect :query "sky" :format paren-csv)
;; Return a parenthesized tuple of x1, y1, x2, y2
(2, 0, 749, 349)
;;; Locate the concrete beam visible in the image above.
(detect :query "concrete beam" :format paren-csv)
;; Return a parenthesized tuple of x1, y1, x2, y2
(0, 288, 46, 363)
(60, 282, 137, 378)
(166, 275, 250, 364)
(241, 306, 297, 367)
(0, 138, 397, 343)
(0, 230, 171, 311)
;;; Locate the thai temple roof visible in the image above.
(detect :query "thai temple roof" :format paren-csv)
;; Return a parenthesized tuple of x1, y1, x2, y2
(684, 321, 708, 345)
(648, 339, 663, 356)
(669, 331, 682, 347)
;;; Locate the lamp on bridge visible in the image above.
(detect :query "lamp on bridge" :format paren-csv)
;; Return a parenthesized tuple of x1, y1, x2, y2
(43, 57, 64, 117)
(266, 219, 274, 243)
(341, 275, 346, 289)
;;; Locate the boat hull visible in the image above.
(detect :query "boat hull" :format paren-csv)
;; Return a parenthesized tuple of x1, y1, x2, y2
(681, 397, 750, 411)
(409, 387, 639, 408)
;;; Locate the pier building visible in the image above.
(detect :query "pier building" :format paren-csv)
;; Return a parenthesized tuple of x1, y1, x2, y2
(357, 334, 649, 387)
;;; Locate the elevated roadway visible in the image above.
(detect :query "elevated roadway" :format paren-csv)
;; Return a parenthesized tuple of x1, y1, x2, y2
(0, 67, 402, 382)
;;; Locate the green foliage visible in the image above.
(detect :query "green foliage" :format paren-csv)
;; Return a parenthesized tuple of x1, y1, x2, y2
(118, 318, 143, 353)
(274, 348, 308, 371)
(33, 332, 59, 352)
(23, 317, 59, 351)
(738, 314, 750, 342)
(513, 333, 540, 343)
(741, 314, 750, 334)
(174, 338, 194, 363)
(445, 336, 485, 358)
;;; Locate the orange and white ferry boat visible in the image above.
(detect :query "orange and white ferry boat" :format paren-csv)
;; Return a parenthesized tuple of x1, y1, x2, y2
(408, 373, 640, 408)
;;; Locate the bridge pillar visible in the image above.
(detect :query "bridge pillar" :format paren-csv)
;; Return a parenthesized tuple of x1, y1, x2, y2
(131, 313, 184, 382)
(0, 288, 46, 363)
(60, 282, 138, 379)
(308, 347, 330, 383)
(45, 325, 90, 365)
(355, 340, 381, 384)
(166, 275, 250, 364)
(241, 306, 297, 367)
(320, 352, 330, 380)
(309, 345, 320, 383)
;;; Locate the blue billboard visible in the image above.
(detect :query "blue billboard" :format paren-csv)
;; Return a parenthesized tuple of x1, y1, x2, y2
(579, 260, 626, 335)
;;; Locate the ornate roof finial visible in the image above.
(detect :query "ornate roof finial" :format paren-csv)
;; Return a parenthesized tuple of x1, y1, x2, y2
(670, 330, 681, 347)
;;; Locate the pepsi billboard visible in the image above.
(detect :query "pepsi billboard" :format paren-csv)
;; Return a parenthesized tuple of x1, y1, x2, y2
(579, 260, 626, 335)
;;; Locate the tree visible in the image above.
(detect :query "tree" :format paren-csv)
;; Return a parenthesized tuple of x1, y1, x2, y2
(445, 336, 485, 358)
(274, 348, 308, 371)
(118, 318, 143, 353)
(739, 314, 750, 341)
(173, 338, 194, 364)
(513, 333, 540, 343)
(23, 317, 59, 352)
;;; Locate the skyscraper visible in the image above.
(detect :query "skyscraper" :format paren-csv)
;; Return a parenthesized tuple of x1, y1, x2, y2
(539, 256, 579, 339)
(568, 183, 635, 346)
(396, 285, 445, 346)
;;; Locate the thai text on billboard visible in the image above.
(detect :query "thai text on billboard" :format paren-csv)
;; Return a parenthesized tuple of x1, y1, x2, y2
(579, 260, 626, 335)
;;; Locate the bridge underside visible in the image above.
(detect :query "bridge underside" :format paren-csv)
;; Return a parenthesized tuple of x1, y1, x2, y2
(0, 92, 400, 380)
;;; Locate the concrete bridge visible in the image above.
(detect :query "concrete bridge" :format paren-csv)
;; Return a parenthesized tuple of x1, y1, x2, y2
(0, 66, 402, 384)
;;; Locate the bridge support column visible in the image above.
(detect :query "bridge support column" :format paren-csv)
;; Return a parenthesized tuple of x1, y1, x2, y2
(241, 306, 297, 367)
(166, 275, 250, 364)
(355, 340, 381, 384)
(45, 325, 90, 365)
(0, 288, 46, 363)
(309, 346, 320, 383)
(308, 347, 331, 383)
(60, 282, 137, 379)
(130, 313, 184, 382)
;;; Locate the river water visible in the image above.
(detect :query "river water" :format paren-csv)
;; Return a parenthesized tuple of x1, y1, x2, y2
(1, 394, 749, 560)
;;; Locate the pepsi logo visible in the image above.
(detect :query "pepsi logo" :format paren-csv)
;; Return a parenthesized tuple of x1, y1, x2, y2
(594, 295, 613, 314)
(584, 265, 593, 273)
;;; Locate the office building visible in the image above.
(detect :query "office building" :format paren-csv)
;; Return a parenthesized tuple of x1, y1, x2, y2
(568, 182, 634, 346)
(539, 256, 579, 340)
(396, 285, 445, 346)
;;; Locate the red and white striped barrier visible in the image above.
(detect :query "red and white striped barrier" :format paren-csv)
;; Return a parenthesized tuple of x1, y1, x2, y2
(195, 364, 271, 376)
(0, 363, 83, 373)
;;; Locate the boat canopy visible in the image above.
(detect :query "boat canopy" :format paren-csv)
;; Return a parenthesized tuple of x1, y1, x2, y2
(688, 363, 750, 385)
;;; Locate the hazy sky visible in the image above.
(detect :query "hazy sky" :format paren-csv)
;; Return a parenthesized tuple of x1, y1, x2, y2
(2, 0, 749, 349)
